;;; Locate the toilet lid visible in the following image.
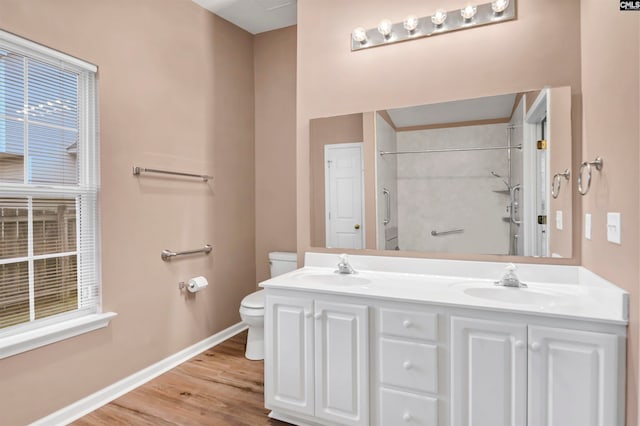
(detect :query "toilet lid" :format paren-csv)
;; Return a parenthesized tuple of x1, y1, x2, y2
(242, 290, 265, 309)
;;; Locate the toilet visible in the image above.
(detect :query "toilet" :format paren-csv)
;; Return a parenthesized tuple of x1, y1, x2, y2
(240, 251, 297, 360)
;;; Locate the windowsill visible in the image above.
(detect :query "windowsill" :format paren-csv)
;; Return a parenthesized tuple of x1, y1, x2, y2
(0, 312, 117, 360)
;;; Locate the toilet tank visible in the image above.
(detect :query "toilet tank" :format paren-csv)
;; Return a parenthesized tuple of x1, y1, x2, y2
(269, 251, 298, 277)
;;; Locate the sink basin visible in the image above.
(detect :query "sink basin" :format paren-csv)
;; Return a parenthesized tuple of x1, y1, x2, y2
(290, 272, 371, 286)
(463, 286, 561, 306)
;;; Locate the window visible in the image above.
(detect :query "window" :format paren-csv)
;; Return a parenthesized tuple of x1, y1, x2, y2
(0, 30, 103, 345)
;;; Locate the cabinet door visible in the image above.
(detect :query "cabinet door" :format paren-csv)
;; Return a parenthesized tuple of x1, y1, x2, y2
(314, 300, 369, 426)
(451, 316, 527, 426)
(264, 295, 314, 416)
(528, 325, 620, 426)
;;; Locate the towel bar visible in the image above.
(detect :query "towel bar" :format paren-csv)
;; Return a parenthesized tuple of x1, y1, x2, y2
(161, 244, 213, 261)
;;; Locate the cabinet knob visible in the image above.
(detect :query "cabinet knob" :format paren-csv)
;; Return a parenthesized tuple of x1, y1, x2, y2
(304, 311, 312, 319)
(530, 342, 541, 352)
(314, 313, 322, 320)
(402, 361, 413, 370)
(515, 340, 525, 349)
(402, 412, 412, 422)
(402, 319, 412, 328)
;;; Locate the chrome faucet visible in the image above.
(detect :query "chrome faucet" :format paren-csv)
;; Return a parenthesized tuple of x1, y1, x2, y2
(336, 254, 356, 274)
(495, 263, 527, 288)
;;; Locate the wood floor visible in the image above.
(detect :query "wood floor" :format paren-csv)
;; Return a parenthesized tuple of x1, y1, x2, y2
(73, 331, 288, 426)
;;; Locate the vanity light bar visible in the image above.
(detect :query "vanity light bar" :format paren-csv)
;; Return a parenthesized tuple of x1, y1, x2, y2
(351, 0, 516, 51)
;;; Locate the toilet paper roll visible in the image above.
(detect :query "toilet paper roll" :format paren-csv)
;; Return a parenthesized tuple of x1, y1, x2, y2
(187, 276, 208, 293)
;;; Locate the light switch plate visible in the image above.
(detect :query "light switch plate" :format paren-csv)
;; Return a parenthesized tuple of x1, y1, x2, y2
(555, 210, 563, 230)
(585, 213, 592, 240)
(607, 212, 621, 244)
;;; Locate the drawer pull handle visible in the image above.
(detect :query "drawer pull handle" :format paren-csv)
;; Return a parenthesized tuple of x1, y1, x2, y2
(402, 319, 412, 328)
(403, 412, 412, 422)
(402, 361, 413, 370)
(530, 342, 541, 352)
(515, 340, 525, 349)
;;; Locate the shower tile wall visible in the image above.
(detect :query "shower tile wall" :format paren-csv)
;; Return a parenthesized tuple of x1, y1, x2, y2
(396, 124, 511, 254)
(375, 115, 398, 250)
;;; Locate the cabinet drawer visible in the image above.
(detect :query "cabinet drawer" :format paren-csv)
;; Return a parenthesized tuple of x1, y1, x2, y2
(380, 387, 438, 426)
(379, 308, 438, 341)
(379, 338, 438, 393)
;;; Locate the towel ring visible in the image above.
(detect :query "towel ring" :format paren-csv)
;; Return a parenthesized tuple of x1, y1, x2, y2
(551, 169, 570, 199)
(577, 157, 603, 196)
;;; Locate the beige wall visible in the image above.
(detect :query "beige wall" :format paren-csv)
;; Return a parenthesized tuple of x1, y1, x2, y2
(254, 26, 297, 284)
(297, 0, 582, 265)
(0, 1, 256, 424)
(580, 2, 640, 425)
(548, 86, 573, 258)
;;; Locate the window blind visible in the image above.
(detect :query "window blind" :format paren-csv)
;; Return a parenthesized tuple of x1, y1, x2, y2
(0, 30, 99, 334)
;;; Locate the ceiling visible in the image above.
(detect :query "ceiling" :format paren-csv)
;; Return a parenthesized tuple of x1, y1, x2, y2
(387, 93, 517, 128)
(192, 0, 297, 35)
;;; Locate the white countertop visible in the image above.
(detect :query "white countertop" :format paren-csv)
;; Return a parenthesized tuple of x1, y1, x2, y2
(259, 253, 628, 325)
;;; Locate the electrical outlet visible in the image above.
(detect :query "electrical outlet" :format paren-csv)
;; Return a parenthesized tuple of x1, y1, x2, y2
(555, 210, 563, 230)
(585, 213, 592, 240)
(607, 212, 621, 244)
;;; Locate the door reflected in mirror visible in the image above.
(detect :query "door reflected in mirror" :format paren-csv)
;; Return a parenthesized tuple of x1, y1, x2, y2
(309, 87, 573, 258)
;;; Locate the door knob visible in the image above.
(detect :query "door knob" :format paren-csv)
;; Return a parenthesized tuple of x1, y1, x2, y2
(354, 224, 361, 230)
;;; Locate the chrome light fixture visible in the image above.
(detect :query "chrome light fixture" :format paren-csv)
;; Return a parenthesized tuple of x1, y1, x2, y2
(431, 9, 447, 26)
(351, 0, 516, 51)
(352, 27, 368, 45)
(403, 15, 419, 33)
(377, 19, 393, 39)
(460, 5, 478, 20)
(492, 0, 510, 13)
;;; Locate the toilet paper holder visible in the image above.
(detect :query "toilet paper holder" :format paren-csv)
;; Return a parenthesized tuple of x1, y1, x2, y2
(178, 276, 208, 292)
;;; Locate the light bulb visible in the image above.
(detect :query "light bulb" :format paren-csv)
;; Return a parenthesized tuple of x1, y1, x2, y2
(491, 0, 509, 13)
(431, 9, 447, 26)
(461, 5, 477, 20)
(352, 27, 367, 44)
(377, 19, 393, 38)
(403, 15, 419, 33)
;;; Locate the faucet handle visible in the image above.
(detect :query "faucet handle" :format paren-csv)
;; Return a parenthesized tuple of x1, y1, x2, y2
(505, 263, 517, 272)
(339, 253, 348, 264)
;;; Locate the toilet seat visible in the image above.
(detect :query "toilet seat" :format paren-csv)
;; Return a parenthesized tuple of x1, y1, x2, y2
(241, 290, 264, 309)
(240, 305, 264, 317)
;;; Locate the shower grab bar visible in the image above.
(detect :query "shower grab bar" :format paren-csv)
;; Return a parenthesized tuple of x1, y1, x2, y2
(510, 184, 522, 225)
(551, 169, 570, 199)
(379, 144, 522, 156)
(383, 188, 391, 225)
(133, 166, 213, 182)
(578, 157, 603, 196)
(431, 228, 464, 237)
(161, 244, 213, 261)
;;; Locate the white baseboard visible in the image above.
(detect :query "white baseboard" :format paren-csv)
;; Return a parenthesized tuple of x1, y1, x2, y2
(32, 322, 248, 426)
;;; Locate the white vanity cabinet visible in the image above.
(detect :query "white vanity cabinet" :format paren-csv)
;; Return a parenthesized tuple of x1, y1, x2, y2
(262, 257, 627, 426)
(264, 293, 369, 426)
(451, 316, 623, 426)
(527, 325, 620, 426)
(375, 307, 441, 426)
(451, 317, 527, 426)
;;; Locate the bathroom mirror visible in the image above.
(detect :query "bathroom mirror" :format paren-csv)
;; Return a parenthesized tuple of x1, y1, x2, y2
(309, 87, 573, 258)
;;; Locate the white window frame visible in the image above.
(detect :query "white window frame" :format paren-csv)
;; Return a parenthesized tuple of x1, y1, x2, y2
(0, 30, 115, 360)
